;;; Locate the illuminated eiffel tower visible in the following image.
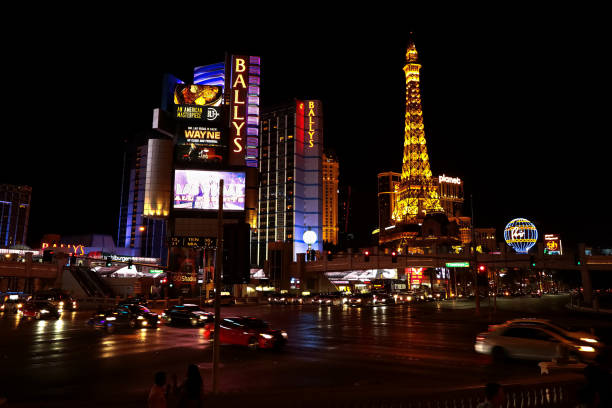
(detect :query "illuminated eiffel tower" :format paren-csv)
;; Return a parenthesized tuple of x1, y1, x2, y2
(393, 38, 443, 224)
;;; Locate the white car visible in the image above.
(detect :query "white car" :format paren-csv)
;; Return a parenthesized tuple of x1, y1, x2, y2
(488, 319, 600, 345)
(475, 324, 600, 362)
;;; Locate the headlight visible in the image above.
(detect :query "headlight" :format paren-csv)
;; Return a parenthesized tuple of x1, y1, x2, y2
(141, 321, 148, 326)
(281, 332, 288, 338)
(260, 333, 273, 339)
(17, 303, 23, 309)
(357, 299, 361, 302)
(59, 301, 64, 306)
(106, 317, 116, 321)
(137, 316, 144, 320)
(41, 309, 49, 313)
(580, 338, 598, 343)
(199, 315, 206, 320)
(407, 296, 412, 301)
(577, 346, 595, 352)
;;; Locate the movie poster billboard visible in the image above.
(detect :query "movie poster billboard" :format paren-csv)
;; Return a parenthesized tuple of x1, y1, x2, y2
(174, 170, 245, 211)
(168, 247, 202, 284)
(175, 124, 225, 164)
(174, 84, 223, 106)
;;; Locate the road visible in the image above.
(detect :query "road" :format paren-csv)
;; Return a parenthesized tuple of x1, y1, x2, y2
(0, 295, 608, 407)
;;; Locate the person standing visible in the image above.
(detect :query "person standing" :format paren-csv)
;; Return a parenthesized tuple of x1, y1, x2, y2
(148, 371, 168, 408)
(176, 364, 203, 408)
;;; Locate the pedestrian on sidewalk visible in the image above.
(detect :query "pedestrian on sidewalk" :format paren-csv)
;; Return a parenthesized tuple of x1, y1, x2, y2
(175, 364, 204, 408)
(477, 383, 504, 408)
(148, 371, 169, 408)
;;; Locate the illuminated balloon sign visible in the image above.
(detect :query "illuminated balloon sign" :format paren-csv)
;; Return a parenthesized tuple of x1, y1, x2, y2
(504, 218, 538, 254)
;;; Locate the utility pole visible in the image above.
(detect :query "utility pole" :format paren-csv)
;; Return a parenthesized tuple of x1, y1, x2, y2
(471, 194, 480, 314)
(212, 179, 223, 394)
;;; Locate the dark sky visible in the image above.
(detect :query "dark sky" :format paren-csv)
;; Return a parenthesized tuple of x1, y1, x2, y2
(2, 10, 610, 249)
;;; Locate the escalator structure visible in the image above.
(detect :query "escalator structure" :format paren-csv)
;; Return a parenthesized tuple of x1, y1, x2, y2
(68, 266, 112, 298)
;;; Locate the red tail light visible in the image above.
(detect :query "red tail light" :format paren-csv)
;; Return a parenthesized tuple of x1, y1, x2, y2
(476, 336, 486, 341)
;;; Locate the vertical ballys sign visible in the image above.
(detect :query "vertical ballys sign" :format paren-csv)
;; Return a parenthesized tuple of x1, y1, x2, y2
(297, 100, 321, 149)
(229, 55, 248, 166)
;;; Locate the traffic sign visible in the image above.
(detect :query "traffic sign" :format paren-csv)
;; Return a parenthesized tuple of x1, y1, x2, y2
(445, 262, 470, 268)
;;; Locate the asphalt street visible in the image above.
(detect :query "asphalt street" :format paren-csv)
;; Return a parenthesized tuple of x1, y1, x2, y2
(0, 295, 608, 407)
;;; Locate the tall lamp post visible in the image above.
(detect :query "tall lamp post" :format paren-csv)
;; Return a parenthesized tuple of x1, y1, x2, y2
(303, 230, 317, 262)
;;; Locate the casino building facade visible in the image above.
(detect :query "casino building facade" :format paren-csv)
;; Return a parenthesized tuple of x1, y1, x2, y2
(0, 184, 31, 248)
(117, 55, 261, 296)
(255, 99, 324, 265)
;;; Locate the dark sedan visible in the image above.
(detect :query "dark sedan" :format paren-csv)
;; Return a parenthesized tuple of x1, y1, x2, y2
(89, 306, 158, 333)
(162, 304, 214, 327)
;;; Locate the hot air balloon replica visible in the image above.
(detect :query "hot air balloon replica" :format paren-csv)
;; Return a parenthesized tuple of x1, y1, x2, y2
(504, 218, 538, 254)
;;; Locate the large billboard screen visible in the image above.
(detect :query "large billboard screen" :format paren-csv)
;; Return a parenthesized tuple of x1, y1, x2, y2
(174, 84, 223, 106)
(174, 170, 245, 211)
(175, 124, 225, 164)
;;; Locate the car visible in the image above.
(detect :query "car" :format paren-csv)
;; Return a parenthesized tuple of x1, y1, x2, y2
(1, 299, 25, 314)
(203, 317, 287, 350)
(33, 290, 77, 311)
(475, 324, 601, 362)
(19, 301, 61, 319)
(488, 319, 601, 345)
(433, 291, 447, 300)
(268, 293, 303, 305)
(348, 293, 374, 306)
(89, 306, 158, 333)
(162, 304, 214, 327)
(205, 294, 235, 306)
(316, 293, 347, 306)
(118, 296, 150, 307)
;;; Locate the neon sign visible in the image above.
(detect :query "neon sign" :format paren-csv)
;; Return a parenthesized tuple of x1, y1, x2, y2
(438, 174, 461, 185)
(307, 101, 316, 147)
(41, 242, 85, 255)
(229, 55, 247, 165)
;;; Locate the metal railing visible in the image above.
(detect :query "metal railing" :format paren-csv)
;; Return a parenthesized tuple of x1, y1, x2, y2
(202, 381, 580, 408)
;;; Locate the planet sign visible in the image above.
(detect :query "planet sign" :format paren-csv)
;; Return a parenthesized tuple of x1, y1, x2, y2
(504, 218, 538, 254)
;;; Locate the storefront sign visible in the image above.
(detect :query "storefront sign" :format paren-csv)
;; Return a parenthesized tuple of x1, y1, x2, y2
(438, 174, 461, 185)
(544, 234, 562, 255)
(41, 242, 85, 255)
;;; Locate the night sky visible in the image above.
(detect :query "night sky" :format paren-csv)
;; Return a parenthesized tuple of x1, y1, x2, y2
(2, 10, 610, 249)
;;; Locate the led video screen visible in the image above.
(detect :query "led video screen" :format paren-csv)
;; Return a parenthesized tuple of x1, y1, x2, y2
(174, 84, 223, 106)
(174, 170, 245, 211)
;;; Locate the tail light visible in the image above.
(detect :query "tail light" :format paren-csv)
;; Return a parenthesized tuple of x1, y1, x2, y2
(476, 335, 487, 341)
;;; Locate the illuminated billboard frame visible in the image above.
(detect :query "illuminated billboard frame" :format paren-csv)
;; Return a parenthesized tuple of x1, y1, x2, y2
(174, 170, 245, 211)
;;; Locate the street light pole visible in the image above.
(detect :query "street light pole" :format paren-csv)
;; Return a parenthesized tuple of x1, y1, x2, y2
(212, 179, 224, 394)
(471, 194, 480, 314)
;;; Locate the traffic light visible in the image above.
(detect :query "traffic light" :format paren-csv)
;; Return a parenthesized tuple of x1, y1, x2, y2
(128, 260, 133, 269)
(478, 264, 487, 273)
(391, 251, 397, 263)
(327, 250, 332, 261)
(364, 250, 370, 262)
(529, 255, 536, 268)
(575, 254, 582, 266)
(106, 256, 112, 267)
(222, 222, 250, 285)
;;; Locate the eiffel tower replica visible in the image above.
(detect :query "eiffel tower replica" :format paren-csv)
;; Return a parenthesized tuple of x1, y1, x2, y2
(380, 38, 460, 253)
